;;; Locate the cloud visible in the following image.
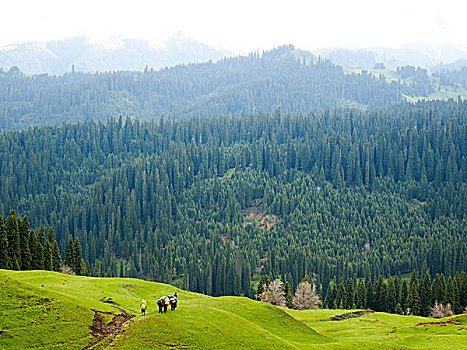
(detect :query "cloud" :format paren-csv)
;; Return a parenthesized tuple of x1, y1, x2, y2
(0, 0, 465, 52)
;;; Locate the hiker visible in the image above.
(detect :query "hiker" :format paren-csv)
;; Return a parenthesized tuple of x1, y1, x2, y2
(140, 299, 147, 316)
(157, 296, 169, 313)
(163, 296, 169, 313)
(157, 298, 163, 314)
(168, 293, 178, 311)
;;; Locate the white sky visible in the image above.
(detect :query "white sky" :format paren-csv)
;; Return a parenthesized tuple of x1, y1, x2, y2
(0, 0, 466, 53)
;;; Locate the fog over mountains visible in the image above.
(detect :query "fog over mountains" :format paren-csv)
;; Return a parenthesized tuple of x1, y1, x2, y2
(319, 42, 467, 70)
(1, 34, 466, 75)
(0, 34, 231, 75)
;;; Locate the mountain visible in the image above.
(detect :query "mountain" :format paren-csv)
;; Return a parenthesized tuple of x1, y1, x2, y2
(315, 48, 397, 69)
(431, 58, 467, 72)
(0, 34, 231, 75)
(318, 42, 467, 69)
(0, 45, 414, 130)
(0, 101, 465, 298)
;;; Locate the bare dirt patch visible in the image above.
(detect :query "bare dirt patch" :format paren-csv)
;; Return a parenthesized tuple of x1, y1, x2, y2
(330, 310, 374, 321)
(415, 320, 457, 326)
(242, 199, 277, 230)
(84, 305, 134, 349)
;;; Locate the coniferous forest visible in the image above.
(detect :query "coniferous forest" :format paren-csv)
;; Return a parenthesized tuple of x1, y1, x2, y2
(0, 95, 466, 315)
(0, 46, 421, 130)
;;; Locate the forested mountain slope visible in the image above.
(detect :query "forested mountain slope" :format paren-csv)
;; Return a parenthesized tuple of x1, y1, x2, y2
(0, 100, 465, 299)
(0, 45, 416, 130)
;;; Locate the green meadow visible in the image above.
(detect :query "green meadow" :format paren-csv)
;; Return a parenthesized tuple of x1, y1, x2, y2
(1, 270, 466, 349)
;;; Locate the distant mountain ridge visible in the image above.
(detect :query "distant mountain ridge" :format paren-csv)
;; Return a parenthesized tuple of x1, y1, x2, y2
(0, 34, 232, 75)
(0, 45, 411, 130)
(317, 42, 467, 70)
(2, 36, 467, 76)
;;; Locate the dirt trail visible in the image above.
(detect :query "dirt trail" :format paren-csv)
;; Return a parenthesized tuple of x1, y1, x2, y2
(330, 310, 374, 321)
(415, 320, 457, 326)
(84, 305, 134, 350)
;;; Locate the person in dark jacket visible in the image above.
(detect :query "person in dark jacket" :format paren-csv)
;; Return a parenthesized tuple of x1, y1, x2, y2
(157, 298, 163, 314)
(163, 297, 169, 313)
(168, 294, 178, 311)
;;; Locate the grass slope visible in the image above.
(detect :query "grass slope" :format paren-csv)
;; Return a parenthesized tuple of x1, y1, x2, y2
(344, 67, 467, 102)
(1, 270, 466, 349)
(0, 270, 327, 349)
(285, 309, 467, 349)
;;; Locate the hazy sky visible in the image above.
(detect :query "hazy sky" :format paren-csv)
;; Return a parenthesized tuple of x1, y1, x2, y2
(1, 0, 466, 53)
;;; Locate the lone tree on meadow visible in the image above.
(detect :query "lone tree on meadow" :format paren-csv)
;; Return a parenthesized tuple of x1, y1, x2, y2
(259, 279, 286, 307)
(293, 281, 321, 310)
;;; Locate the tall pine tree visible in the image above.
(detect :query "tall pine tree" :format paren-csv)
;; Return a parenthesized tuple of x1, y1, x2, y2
(407, 270, 421, 315)
(0, 216, 9, 269)
(419, 271, 432, 316)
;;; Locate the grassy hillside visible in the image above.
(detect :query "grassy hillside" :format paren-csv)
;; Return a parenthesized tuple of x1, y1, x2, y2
(344, 67, 467, 101)
(285, 309, 467, 349)
(1, 270, 466, 349)
(0, 270, 328, 349)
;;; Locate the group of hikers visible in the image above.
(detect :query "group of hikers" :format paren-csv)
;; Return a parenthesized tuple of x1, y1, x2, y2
(140, 292, 178, 316)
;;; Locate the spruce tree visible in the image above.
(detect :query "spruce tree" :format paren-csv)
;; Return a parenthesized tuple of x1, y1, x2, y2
(432, 273, 446, 305)
(336, 277, 346, 309)
(419, 271, 432, 316)
(366, 278, 374, 310)
(458, 272, 467, 310)
(394, 276, 401, 309)
(407, 271, 421, 315)
(51, 241, 62, 272)
(356, 280, 367, 309)
(19, 216, 32, 270)
(400, 279, 409, 311)
(0, 216, 9, 269)
(446, 276, 460, 314)
(453, 272, 464, 314)
(324, 279, 336, 309)
(64, 238, 74, 268)
(346, 278, 355, 309)
(93, 259, 102, 277)
(387, 276, 397, 313)
(73, 237, 83, 275)
(38, 226, 47, 269)
(38, 226, 52, 271)
(29, 230, 44, 270)
(47, 228, 61, 271)
(6, 210, 21, 270)
(380, 281, 389, 313)
(395, 302, 403, 315)
(284, 281, 294, 309)
(374, 275, 385, 311)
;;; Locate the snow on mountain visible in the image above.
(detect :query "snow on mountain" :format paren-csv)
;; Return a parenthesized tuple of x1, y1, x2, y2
(0, 35, 232, 75)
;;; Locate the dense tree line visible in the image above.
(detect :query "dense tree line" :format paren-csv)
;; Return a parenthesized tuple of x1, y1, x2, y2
(395, 65, 434, 97)
(324, 270, 467, 316)
(0, 46, 420, 130)
(0, 100, 466, 299)
(0, 210, 62, 272)
(433, 66, 467, 89)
